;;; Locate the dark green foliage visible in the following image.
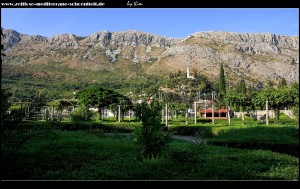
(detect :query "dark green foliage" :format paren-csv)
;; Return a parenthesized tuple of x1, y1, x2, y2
(170, 149, 196, 163)
(75, 86, 132, 121)
(279, 78, 287, 88)
(70, 105, 92, 122)
(2, 62, 166, 105)
(0, 89, 10, 120)
(290, 83, 299, 122)
(162, 92, 181, 104)
(225, 92, 253, 116)
(1, 129, 298, 180)
(292, 106, 299, 122)
(169, 126, 198, 136)
(1, 107, 28, 148)
(75, 86, 114, 109)
(253, 86, 296, 123)
(208, 125, 299, 157)
(290, 83, 299, 107)
(236, 79, 247, 94)
(133, 101, 171, 159)
(225, 92, 250, 109)
(218, 64, 226, 102)
(37, 121, 138, 133)
(109, 93, 133, 122)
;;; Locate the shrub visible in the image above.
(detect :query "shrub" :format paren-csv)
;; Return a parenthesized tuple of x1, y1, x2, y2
(70, 106, 92, 122)
(292, 106, 299, 122)
(133, 101, 171, 159)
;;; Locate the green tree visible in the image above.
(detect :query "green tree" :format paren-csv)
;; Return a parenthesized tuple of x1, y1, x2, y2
(160, 92, 182, 118)
(253, 86, 292, 123)
(162, 92, 181, 104)
(76, 86, 133, 121)
(71, 105, 92, 122)
(109, 93, 133, 122)
(218, 64, 226, 102)
(224, 92, 252, 124)
(75, 86, 118, 120)
(236, 79, 247, 94)
(133, 100, 171, 159)
(290, 83, 299, 122)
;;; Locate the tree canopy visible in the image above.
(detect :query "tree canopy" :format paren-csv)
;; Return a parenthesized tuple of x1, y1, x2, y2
(75, 86, 132, 120)
(253, 86, 295, 123)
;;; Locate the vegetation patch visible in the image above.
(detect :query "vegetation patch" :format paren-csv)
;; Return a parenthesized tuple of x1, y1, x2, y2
(1, 130, 298, 180)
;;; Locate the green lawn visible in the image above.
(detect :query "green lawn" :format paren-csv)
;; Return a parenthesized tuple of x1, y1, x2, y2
(167, 115, 299, 157)
(1, 129, 298, 180)
(2, 113, 298, 180)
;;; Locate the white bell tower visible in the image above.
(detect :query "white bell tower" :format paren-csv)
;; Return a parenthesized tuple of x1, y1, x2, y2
(186, 67, 194, 79)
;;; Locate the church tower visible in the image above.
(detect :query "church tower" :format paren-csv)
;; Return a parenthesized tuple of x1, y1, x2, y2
(186, 67, 194, 79)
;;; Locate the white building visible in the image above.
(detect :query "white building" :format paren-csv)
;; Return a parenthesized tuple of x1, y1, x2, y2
(89, 107, 115, 117)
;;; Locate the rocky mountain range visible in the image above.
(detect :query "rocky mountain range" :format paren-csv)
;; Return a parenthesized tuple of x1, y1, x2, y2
(1, 28, 299, 87)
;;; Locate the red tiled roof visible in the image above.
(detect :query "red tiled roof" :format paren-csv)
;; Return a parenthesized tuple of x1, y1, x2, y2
(199, 109, 228, 113)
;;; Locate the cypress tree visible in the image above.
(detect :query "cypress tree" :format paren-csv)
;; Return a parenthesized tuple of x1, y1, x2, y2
(219, 64, 226, 101)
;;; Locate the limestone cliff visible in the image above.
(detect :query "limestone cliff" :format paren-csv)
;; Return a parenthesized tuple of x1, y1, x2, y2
(1, 29, 299, 85)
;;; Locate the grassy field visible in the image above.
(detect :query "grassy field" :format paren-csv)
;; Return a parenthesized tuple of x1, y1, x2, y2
(1, 113, 298, 180)
(167, 114, 299, 157)
(1, 127, 298, 180)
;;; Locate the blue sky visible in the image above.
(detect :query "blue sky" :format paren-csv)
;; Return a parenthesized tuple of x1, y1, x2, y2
(1, 8, 299, 38)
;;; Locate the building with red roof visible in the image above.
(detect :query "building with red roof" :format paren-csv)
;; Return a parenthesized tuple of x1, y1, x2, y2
(199, 108, 229, 119)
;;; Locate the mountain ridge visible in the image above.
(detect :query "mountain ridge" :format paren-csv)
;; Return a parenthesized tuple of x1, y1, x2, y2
(1, 28, 299, 87)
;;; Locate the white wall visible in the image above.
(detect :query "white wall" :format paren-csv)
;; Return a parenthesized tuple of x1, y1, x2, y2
(234, 109, 295, 119)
